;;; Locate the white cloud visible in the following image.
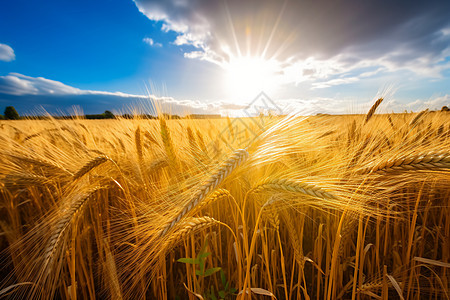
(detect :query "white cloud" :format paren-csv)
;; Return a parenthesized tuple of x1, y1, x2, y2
(0, 73, 219, 115)
(0, 43, 15, 62)
(143, 37, 162, 47)
(312, 77, 360, 89)
(134, 0, 450, 88)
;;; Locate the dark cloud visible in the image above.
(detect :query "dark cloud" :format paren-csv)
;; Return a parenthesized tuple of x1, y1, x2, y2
(134, 0, 450, 79)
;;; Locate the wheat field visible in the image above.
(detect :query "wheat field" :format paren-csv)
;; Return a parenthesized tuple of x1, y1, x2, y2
(0, 100, 449, 299)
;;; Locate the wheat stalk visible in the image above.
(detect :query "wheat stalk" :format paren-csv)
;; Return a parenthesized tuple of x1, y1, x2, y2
(7, 154, 73, 176)
(282, 213, 304, 267)
(103, 238, 123, 300)
(135, 126, 143, 162)
(250, 178, 338, 201)
(164, 216, 220, 248)
(43, 189, 99, 271)
(159, 117, 177, 169)
(358, 151, 450, 174)
(387, 114, 395, 130)
(159, 149, 249, 237)
(261, 196, 280, 230)
(186, 126, 199, 154)
(195, 188, 233, 212)
(409, 109, 428, 127)
(364, 97, 384, 124)
(73, 155, 110, 180)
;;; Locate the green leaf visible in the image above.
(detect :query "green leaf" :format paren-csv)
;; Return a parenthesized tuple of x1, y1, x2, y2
(220, 269, 226, 286)
(203, 267, 221, 277)
(199, 238, 209, 257)
(229, 288, 237, 293)
(195, 269, 204, 276)
(218, 290, 226, 298)
(177, 257, 199, 265)
(209, 286, 217, 300)
(199, 257, 205, 274)
(197, 251, 211, 259)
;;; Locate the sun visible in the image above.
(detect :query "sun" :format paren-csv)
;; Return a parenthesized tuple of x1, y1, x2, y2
(224, 56, 280, 101)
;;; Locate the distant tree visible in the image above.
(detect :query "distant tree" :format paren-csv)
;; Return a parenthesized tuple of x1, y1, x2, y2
(441, 106, 449, 112)
(4, 106, 20, 120)
(0, 115, 4, 120)
(103, 110, 115, 119)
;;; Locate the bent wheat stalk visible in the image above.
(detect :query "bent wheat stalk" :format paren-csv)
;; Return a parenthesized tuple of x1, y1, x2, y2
(43, 189, 100, 271)
(159, 149, 249, 237)
(164, 216, 220, 248)
(409, 109, 428, 127)
(364, 97, 384, 124)
(250, 178, 338, 201)
(73, 155, 111, 180)
(358, 151, 450, 174)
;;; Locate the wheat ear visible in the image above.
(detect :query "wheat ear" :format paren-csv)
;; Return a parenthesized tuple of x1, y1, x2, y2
(387, 114, 395, 130)
(409, 109, 428, 127)
(164, 216, 220, 248)
(135, 126, 143, 161)
(364, 97, 384, 124)
(358, 151, 450, 174)
(159, 117, 177, 169)
(43, 190, 98, 270)
(159, 149, 249, 237)
(250, 178, 338, 201)
(195, 188, 233, 212)
(73, 155, 110, 180)
(282, 213, 305, 267)
(8, 154, 73, 176)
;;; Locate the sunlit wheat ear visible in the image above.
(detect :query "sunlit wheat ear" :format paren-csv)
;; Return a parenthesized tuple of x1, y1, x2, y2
(144, 130, 158, 145)
(281, 213, 305, 267)
(364, 97, 384, 124)
(103, 238, 123, 300)
(357, 151, 450, 174)
(186, 126, 199, 154)
(250, 178, 338, 201)
(387, 114, 395, 130)
(8, 154, 73, 176)
(43, 189, 99, 272)
(195, 188, 233, 212)
(73, 155, 111, 180)
(196, 129, 207, 153)
(159, 117, 177, 169)
(163, 216, 220, 248)
(409, 109, 428, 127)
(159, 149, 249, 237)
(135, 126, 143, 162)
(4, 173, 50, 187)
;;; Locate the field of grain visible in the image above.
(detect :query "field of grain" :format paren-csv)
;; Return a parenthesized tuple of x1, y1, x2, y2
(0, 101, 449, 299)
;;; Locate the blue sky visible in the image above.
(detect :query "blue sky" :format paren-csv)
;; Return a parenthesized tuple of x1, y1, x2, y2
(1, 0, 450, 115)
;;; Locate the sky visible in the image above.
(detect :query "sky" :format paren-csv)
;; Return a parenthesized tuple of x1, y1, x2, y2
(0, 0, 450, 116)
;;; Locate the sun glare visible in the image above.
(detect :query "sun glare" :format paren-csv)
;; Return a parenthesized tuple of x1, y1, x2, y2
(224, 56, 279, 101)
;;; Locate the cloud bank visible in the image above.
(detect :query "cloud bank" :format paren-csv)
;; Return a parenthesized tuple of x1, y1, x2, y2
(0, 72, 447, 116)
(0, 43, 15, 62)
(0, 73, 218, 115)
(133, 0, 450, 85)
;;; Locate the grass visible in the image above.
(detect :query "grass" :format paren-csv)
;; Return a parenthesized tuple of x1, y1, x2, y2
(0, 105, 449, 299)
